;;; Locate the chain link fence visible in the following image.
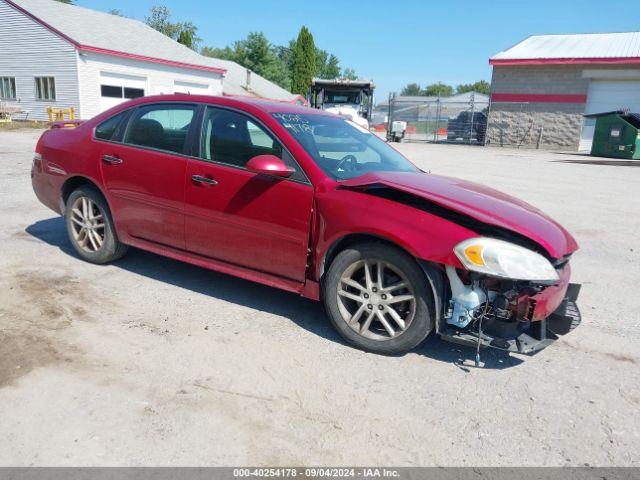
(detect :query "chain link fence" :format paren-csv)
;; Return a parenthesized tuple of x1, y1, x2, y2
(376, 93, 490, 144)
(372, 94, 584, 149)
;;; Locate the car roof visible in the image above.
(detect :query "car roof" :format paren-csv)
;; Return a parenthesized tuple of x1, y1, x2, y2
(134, 94, 328, 116)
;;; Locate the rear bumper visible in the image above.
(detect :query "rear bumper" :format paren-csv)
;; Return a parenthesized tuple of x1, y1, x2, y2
(32, 159, 63, 214)
(440, 283, 581, 354)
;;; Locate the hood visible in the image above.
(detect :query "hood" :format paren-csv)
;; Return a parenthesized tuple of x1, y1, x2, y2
(340, 171, 578, 259)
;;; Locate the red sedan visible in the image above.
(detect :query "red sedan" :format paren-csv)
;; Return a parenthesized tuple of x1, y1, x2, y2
(32, 95, 581, 356)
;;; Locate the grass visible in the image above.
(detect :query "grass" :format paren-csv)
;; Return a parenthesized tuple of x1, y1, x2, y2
(0, 120, 48, 131)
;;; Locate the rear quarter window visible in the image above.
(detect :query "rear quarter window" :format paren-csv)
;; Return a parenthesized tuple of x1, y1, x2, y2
(94, 111, 129, 141)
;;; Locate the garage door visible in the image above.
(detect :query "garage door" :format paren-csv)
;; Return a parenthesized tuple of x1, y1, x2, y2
(99, 72, 147, 113)
(579, 80, 640, 151)
(174, 80, 210, 95)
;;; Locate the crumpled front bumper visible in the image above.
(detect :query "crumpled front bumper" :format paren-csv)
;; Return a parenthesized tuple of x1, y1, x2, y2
(440, 283, 582, 354)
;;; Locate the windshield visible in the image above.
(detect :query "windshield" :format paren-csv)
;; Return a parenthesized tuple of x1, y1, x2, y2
(272, 113, 418, 180)
(324, 90, 360, 104)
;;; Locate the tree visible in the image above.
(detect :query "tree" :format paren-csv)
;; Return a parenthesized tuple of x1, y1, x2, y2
(341, 67, 358, 80)
(238, 33, 272, 72)
(401, 83, 423, 96)
(324, 55, 341, 79)
(316, 50, 341, 79)
(201, 46, 235, 60)
(291, 26, 317, 95)
(456, 80, 490, 95)
(202, 32, 291, 90)
(145, 6, 200, 50)
(145, 6, 181, 39)
(177, 29, 194, 49)
(423, 82, 454, 97)
(108, 9, 124, 16)
(237, 32, 289, 88)
(176, 22, 199, 50)
(203, 29, 350, 93)
(54, 0, 74, 3)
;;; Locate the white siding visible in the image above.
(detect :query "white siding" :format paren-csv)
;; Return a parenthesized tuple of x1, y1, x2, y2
(77, 52, 224, 119)
(0, 0, 80, 121)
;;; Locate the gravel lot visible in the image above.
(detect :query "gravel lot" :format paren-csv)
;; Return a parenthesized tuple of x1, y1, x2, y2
(1, 129, 639, 466)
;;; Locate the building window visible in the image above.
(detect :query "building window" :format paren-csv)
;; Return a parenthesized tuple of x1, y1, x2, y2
(101, 85, 145, 100)
(124, 87, 144, 99)
(101, 85, 122, 98)
(0, 77, 17, 100)
(35, 77, 56, 101)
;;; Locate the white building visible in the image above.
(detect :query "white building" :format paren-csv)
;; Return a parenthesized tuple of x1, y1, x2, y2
(0, 0, 302, 121)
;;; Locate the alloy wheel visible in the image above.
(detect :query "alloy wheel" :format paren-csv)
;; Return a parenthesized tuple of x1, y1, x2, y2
(337, 259, 416, 341)
(69, 196, 105, 253)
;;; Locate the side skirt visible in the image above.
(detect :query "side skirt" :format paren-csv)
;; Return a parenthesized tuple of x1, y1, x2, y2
(125, 236, 307, 296)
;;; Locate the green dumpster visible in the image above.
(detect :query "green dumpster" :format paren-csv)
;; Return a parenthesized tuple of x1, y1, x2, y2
(585, 110, 640, 159)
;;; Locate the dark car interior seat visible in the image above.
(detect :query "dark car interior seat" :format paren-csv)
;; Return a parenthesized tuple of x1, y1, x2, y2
(207, 111, 280, 167)
(127, 118, 165, 150)
(209, 114, 253, 167)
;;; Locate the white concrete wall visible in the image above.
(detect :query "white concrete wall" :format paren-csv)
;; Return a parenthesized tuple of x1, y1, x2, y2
(77, 52, 224, 119)
(0, 0, 80, 121)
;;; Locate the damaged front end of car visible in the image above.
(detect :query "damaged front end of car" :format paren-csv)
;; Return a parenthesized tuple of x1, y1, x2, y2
(437, 236, 581, 355)
(338, 174, 581, 356)
(439, 262, 581, 355)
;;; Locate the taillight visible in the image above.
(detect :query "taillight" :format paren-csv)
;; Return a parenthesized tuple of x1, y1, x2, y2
(32, 152, 43, 174)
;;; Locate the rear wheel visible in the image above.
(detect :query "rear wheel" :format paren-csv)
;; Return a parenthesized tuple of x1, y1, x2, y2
(323, 243, 434, 355)
(65, 186, 128, 264)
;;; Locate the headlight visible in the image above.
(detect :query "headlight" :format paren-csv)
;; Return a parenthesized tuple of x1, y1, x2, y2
(454, 237, 559, 282)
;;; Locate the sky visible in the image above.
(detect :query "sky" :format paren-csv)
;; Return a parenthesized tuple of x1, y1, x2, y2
(79, 0, 640, 100)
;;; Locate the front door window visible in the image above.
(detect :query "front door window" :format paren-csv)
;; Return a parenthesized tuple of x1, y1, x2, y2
(201, 107, 307, 182)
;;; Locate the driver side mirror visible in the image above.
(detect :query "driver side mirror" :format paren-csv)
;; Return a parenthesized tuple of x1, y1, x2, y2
(246, 155, 295, 178)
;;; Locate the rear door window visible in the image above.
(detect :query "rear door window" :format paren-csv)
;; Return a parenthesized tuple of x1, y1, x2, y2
(124, 104, 197, 154)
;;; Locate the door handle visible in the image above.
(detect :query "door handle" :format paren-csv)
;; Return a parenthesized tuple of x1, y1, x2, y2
(191, 174, 218, 186)
(102, 154, 123, 165)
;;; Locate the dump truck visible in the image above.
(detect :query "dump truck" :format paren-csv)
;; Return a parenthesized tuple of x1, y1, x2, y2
(309, 78, 375, 129)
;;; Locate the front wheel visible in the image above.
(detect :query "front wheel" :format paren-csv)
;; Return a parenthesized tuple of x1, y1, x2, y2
(323, 243, 434, 355)
(65, 186, 129, 264)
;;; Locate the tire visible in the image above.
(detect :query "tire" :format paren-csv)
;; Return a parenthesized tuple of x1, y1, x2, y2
(323, 243, 434, 355)
(65, 185, 128, 264)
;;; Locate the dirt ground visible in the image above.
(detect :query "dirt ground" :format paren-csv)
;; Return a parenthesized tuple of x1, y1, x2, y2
(1, 129, 639, 466)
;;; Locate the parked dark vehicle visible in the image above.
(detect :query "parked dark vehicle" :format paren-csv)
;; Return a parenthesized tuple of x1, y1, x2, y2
(447, 111, 488, 144)
(32, 94, 580, 357)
